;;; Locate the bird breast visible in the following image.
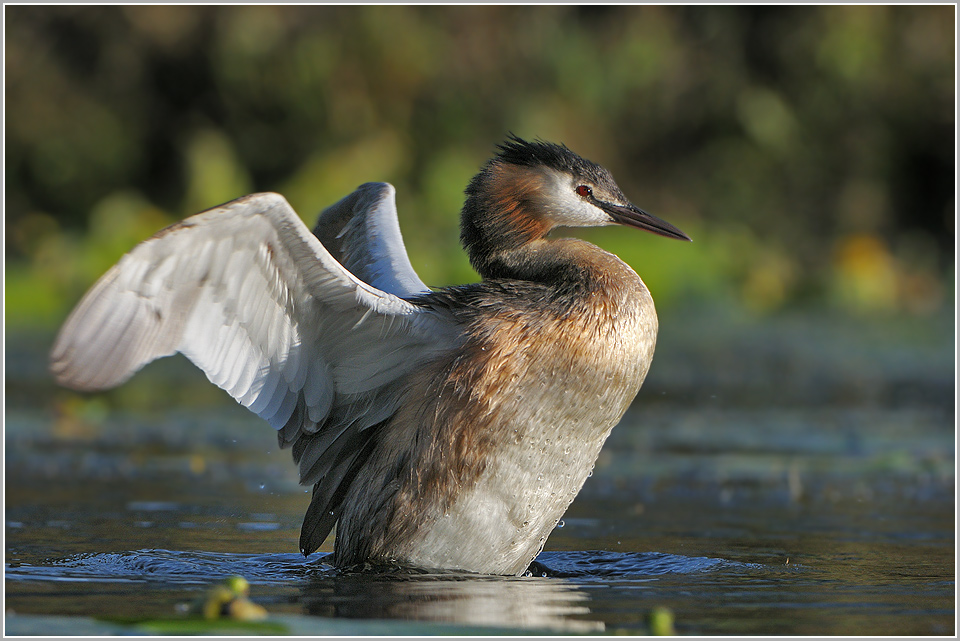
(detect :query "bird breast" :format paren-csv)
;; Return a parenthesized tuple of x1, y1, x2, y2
(337, 245, 659, 575)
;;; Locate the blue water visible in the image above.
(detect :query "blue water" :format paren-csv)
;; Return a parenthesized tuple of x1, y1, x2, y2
(6, 472, 952, 635)
(5, 548, 763, 585)
(5, 546, 796, 634)
(5, 312, 955, 635)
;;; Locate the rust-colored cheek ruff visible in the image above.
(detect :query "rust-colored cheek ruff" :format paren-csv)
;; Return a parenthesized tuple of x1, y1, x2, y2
(487, 164, 552, 243)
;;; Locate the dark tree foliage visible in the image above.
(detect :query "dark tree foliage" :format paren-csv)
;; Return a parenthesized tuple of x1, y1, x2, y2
(5, 5, 955, 320)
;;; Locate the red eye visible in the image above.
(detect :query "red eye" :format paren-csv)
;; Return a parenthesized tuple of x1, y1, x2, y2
(576, 185, 592, 198)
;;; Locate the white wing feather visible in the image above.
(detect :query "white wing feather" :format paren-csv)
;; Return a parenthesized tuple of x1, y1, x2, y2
(311, 182, 430, 297)
(49, 192, 456, 484)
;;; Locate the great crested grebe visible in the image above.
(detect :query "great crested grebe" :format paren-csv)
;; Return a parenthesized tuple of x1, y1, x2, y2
(50, 136, 690, 576)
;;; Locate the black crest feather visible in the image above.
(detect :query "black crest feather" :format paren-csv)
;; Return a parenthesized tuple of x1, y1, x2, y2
(493, 134, 612, 185)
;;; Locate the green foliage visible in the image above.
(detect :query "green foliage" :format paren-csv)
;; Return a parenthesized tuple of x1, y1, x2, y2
(5, 6, 954, 327)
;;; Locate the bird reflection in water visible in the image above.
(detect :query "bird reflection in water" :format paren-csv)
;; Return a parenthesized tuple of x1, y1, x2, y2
(303, 568, 604, 634)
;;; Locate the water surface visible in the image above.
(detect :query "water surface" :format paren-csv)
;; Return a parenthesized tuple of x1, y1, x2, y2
(5, 309, 955, 635)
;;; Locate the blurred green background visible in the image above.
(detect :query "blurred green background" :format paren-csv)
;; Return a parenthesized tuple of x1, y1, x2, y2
(3, 11, 955, 632)
(5, 5, 955, 329)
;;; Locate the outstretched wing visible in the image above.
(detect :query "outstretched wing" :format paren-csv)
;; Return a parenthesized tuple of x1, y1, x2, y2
(49, 193, 458, 552)
(311, 182, 430, 297)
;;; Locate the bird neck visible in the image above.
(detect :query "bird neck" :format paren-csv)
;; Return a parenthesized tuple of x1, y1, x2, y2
(460, 218, 547, 282)
(475, 239, 598, 291)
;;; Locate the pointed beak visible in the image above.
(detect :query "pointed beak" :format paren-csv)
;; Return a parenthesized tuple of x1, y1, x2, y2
(603, 202, 692, 242)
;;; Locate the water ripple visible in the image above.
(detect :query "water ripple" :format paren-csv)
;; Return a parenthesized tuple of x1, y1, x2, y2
(6, 549, 328, 585)
(531, 550, 765, 578)
(6, 548, 769, 586)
